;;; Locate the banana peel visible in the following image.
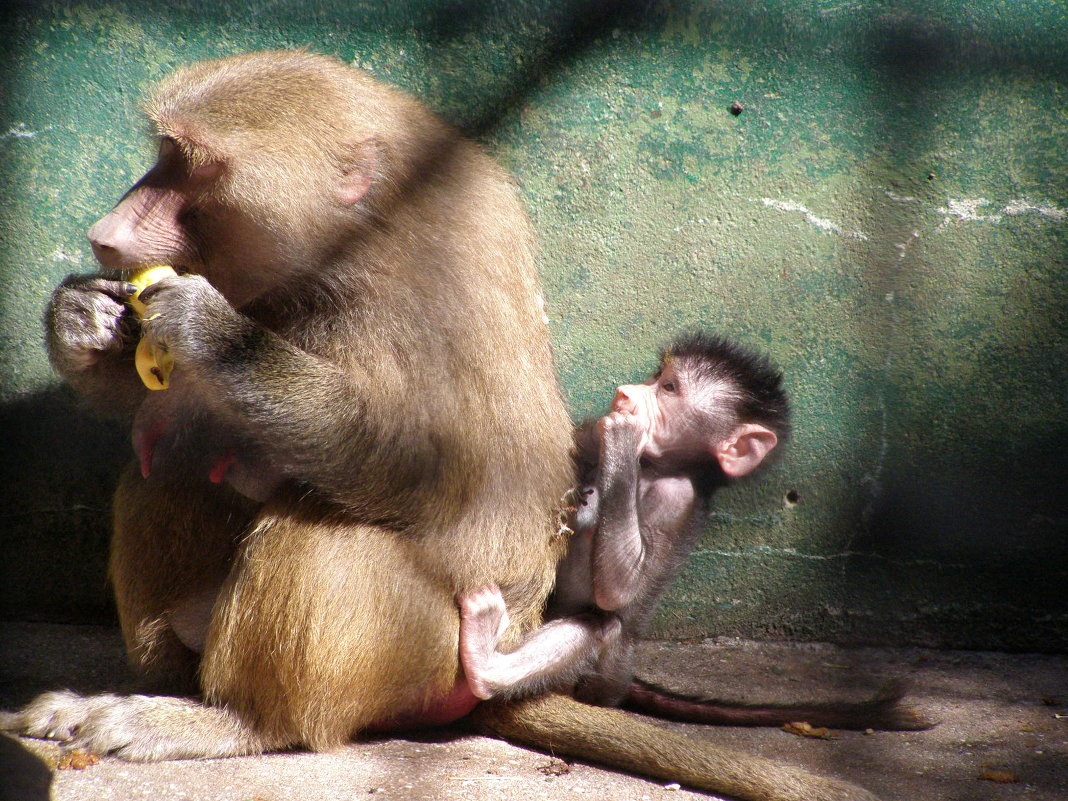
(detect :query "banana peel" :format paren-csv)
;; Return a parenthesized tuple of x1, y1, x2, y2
(126, 265, 176, 390)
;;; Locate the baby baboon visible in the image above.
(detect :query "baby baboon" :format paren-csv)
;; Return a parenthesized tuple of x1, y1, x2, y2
(462, 332, 928, 732)
(460, 332, 786, 702)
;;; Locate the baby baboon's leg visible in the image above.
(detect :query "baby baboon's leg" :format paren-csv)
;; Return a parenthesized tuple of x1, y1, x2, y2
(459, 585, 616, 699)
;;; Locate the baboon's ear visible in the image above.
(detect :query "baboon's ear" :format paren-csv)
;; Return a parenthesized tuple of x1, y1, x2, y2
(335, 138, 380, 206)
(714, 424, 778, 478)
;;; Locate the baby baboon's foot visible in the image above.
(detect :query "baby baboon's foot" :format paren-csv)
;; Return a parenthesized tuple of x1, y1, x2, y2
(458, 584, 511, 699)
(458, 584, 511, 644)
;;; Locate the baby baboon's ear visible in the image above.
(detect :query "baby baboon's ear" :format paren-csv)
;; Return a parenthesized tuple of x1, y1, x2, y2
(714, 424, 778, 477)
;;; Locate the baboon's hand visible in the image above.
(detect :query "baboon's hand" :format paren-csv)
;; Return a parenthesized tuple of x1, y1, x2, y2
(1, 690, 103, 741)
(46, 274, 138, 378)
(599, 411, 646, 460)
(1, 690, 261, 761)
(138, 273, 239, 373)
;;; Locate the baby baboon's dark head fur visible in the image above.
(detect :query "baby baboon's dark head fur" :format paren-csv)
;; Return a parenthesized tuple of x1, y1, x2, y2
(662, 331, 791, 443)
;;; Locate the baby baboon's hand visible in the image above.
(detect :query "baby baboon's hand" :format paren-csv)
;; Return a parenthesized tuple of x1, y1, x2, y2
(599, 411, 646, 458)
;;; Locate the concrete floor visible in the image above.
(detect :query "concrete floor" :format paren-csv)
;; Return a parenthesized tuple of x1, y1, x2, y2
(1, 622, 1065, 801)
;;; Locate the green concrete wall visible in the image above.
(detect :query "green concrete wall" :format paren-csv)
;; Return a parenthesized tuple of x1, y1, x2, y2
(1, 1, 1066, 651)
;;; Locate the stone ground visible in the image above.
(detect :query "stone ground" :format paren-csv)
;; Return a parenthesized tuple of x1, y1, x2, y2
(1, 622, 1065, 801)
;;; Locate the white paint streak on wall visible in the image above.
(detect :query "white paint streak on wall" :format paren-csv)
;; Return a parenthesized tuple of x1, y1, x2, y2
(938, 198, 1003, 223)
(672, 217, 708, 233)
(759, 198, 869, 240)
(894, 230, 921, 259)
(938, 198, 1068, 225)
(1003, 200, 1068, 221)
(49, 248, 82, 265)
(3, 123, 51, 140)
(692, 544, 968, 570)
(885, 190, 919, 203)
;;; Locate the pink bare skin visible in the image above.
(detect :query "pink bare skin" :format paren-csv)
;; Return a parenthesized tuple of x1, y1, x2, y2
(365, 681, 482, 733)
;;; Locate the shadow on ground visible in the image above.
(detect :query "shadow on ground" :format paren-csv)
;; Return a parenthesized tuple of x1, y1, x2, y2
(2, 622, 1065, 801)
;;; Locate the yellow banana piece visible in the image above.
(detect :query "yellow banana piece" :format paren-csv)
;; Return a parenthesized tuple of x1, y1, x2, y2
(126, 265, 177, 390)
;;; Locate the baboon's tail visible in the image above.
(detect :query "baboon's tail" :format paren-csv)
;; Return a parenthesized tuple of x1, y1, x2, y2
(473, 693, 880, 801)
(623, 677, 936, 731)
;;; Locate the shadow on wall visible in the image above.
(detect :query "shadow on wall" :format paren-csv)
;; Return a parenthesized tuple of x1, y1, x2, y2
(0, 3, 1066, 651)
(843, 9, 1068, 647)
(420, 0, 663, 138)
(0, 388, 129, 624)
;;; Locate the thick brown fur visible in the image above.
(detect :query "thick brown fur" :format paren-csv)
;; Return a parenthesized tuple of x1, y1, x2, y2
(134, 53, 575, 739)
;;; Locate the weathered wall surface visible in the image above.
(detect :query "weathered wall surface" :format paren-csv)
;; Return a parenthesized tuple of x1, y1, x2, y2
(1, 1, 1066, 650)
